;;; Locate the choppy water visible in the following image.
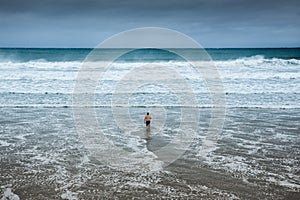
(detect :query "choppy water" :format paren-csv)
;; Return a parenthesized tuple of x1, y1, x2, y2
(0, 48, 299, 199)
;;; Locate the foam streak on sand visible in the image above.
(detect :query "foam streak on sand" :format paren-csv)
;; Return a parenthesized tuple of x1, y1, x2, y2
(0, 186, 20, 200)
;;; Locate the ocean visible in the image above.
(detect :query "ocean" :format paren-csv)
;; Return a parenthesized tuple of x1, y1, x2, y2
(0, 48, 299, 199)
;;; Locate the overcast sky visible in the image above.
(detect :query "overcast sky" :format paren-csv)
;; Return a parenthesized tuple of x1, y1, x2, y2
(0, 0, 299, 48)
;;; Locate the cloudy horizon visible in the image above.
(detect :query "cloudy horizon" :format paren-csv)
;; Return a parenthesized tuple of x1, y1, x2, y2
(0, 0, 299, 48)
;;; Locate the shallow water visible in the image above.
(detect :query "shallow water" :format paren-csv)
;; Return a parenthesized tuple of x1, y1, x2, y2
(0, 107, 299, 199)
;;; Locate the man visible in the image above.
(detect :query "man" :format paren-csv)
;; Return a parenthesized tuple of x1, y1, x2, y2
(144, 112, 152, 127)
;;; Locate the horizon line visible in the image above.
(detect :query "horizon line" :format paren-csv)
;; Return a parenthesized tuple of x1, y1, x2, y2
(1, 46, 300, 49)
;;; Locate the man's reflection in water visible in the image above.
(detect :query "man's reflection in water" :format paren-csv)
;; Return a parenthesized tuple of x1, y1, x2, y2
(145, 126, 151, 141)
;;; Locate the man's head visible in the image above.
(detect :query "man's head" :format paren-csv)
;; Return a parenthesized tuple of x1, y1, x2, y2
(147, 112, 149, 115)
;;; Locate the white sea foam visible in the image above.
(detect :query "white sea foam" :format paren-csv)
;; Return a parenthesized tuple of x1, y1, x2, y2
(0, 187, 20, 200)
(61, 191, 78, 200)
(0, 57, 299, 107)
(277, 180, 300, 189)
(0, 140, 10, 147)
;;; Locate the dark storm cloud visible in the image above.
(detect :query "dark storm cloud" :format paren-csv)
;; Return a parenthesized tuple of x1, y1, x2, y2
(0, 0, 299, 47)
